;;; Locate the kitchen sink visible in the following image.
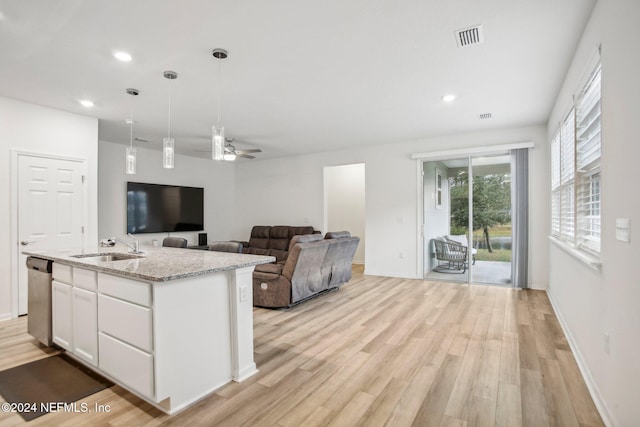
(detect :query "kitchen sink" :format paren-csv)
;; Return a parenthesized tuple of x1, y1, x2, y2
(70, 252, 145, 262)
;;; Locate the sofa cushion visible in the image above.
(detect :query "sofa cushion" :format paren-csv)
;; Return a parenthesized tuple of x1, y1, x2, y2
(289, 233, 323, 250)
(324, 231, 351, 239)
(289, 226, 315, 238)
(245, 247, 271, 257)
(284, 239, 331, 302)
(248, 226, 271, 249)
(323, 236, 360, 287)
(254, 262, 284, 275)
(445, 234, 468, 246)
(269, 226, 291, 251)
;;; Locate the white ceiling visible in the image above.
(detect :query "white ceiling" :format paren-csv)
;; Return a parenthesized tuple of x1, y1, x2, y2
(0, 0, 595, 160)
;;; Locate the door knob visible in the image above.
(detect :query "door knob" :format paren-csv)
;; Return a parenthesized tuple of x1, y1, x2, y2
(20, 240, 35, 246)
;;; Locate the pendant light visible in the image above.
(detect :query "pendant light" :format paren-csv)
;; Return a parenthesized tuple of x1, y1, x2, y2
(163, 71, 178, 169)
(212, 48, 228, 161)
(125, 88, 139, 174)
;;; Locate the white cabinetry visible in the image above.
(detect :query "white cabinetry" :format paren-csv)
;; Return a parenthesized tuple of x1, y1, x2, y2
(97, 272, 154, 399)
(51, 280, 73, 350)
(51, 264, 98, 366)
(72, 287, 98, 365)
(49, 261, 257, 414)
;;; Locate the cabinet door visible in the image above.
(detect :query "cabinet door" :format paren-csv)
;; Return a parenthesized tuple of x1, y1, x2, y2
(52, 280, 73, 350)
(72, 287, 98, 366)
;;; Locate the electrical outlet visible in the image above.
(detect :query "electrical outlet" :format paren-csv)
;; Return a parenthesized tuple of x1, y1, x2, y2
(240, 286, 248, 302)
(604, 332, 610, 355)
(399, 251, 404, 259)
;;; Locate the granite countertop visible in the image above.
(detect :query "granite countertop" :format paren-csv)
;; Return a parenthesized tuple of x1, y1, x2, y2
(23, 244, 275, 282)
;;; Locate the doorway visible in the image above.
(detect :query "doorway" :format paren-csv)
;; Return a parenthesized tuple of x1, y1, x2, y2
(13, 153, 87, 315)
(323, 163, 365, 266)
(423, 154, 512, 285)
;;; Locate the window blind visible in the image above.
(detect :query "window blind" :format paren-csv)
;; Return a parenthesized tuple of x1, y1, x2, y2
(560, 110, 575, 240)
(549, 52, 601, 260)
(575, 66, 602, 254)
(551, 132, 561, 237)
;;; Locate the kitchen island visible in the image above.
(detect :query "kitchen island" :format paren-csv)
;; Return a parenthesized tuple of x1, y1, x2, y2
(24, 245, 274, 414)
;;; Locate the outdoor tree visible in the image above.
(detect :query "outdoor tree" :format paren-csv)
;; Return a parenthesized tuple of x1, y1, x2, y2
(450, 174, 511, 252)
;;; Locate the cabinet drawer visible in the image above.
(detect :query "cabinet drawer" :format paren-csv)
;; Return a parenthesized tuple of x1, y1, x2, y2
(98, 273, 151, 307)
(98, 294, 152, 352)
(52, 263, 72, 284)
(98, 332, 154, 399)
(73, 267, 97, 292)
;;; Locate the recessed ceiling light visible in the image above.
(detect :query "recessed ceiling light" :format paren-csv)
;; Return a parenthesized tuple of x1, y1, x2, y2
(113, 51, 132, 62)
(442, 94, 456, 103)
(79, 99, 94, 108)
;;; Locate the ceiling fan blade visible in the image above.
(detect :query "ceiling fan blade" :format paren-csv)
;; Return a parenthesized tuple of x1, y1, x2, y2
(237, 153, 256, 159)
(235, 148, 262, 154)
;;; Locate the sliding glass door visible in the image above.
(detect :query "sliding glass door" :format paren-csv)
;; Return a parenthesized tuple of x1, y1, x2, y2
(424, 154, 513, 286)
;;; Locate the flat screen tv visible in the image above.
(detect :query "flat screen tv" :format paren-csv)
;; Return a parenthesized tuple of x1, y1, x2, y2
(127, 182, 204, 234)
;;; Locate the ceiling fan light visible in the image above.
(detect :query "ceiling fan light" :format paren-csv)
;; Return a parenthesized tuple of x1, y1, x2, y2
(212, 126, 225, 160)
(223, 151, 236, 161)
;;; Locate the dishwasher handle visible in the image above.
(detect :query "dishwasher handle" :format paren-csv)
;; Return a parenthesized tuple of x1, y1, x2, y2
(26, 257, 53, 273)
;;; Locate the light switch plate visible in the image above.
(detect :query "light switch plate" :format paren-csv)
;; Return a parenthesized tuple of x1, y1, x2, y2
(615, 218, 630, 242)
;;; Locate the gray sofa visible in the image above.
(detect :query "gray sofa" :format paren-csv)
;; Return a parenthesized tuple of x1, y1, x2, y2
(252, 232, 360, 308)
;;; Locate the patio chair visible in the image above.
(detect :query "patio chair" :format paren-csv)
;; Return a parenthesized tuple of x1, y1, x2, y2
(433, 238, 469, 273)
(445, 234, 477, 265)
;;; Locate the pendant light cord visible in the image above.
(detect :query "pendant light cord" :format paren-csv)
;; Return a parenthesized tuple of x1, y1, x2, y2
(168, 79, 172, 138)
(217, 56, 222, 125)
(130, 103, 134, 149)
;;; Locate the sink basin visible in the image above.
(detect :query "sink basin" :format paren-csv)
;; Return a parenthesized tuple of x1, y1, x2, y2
(71, 252, 145, 262)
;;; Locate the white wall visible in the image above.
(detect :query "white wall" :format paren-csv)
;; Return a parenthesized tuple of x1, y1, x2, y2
(0, 96, 98, 320)
(236, 124, 548, 284)
(423, 161, 450, 272)
(324, 163, 366, 263)
(546, 1, 640, 426)
(98, 141, 238, 247)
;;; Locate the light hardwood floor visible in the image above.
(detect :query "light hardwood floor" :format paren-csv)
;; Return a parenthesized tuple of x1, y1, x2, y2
(0, 267, 603, 426)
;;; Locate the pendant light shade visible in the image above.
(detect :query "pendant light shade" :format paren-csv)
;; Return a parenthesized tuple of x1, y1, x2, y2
(163, 71, 178, 169)
(126, 145, 137, 174)
(213, 125, 224, 161)
(212, 48, 228, 161)
(125, 88, 139, 174)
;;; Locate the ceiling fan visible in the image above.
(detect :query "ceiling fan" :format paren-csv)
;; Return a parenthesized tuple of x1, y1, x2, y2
(192, 137, 262, 160)
(223, 138, 262, 160)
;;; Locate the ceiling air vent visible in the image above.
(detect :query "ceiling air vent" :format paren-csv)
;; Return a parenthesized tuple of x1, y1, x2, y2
(455, 25, 484, 48)
(478, 113, 492, 120)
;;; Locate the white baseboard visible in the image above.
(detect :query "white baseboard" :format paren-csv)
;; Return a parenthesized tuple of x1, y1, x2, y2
(528, 282, 547, 290)
(546, 289, 615, 427)
(0, 312, 13, 322)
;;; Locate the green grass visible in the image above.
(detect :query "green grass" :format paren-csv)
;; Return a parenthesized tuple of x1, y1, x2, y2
(475, 248, 512, 262)
(472, 224, 513, 239)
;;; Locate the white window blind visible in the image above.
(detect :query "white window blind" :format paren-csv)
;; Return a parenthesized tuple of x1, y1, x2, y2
(551, 132, 561, 237)
(560, 110, 575, 241)
(576, 66, 602, 254)
(550, 55, 601, 259)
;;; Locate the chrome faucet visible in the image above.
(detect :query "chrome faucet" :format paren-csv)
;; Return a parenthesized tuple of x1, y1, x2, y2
(115, 233, 141, 254)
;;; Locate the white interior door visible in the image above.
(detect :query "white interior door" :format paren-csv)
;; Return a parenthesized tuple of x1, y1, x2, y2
(17, 154, 85, 315)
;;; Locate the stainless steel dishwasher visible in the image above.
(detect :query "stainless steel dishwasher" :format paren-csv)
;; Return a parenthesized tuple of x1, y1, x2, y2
(26, 256, 53, 346)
